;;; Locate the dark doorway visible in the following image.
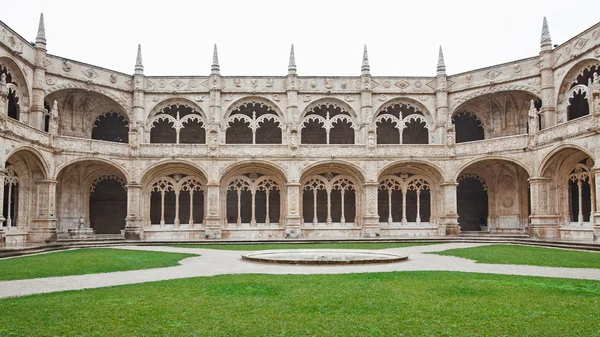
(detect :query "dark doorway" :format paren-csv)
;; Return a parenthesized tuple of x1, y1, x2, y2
(457, 177, 488, 231)
(89, 179, 127, 234)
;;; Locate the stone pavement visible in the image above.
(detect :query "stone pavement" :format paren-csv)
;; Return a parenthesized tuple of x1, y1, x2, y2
(1, 242, 600, 299)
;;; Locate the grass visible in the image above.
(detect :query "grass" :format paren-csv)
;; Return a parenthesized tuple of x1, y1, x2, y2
(429, 244, 600, 268)
(168, 242, 438, 250)
(0, 248, 197, 281)
(0, 271, 599, 336)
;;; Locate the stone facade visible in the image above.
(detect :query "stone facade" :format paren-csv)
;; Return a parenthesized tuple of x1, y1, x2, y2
(1, 14, 600, 244)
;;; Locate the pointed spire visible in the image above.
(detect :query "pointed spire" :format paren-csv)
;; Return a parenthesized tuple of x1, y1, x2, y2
(135, 44, 143, 74)
(211, 44, 220, 74)
(361, 45, 370, 75)
(437, 46, 446, 75)
(36, 13, 46, 46)
(288, 44, 297, 75)
(540, 17, 552, 49)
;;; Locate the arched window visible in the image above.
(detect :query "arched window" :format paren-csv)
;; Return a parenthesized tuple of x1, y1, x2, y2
(226, 173, 281, 225)
(301, 104, 355, 144)
(375, 103, 430, 144)
(568, 163, 594, 224)
(378, 173, 431, 225)
(225, 102, 282, 144)
(1, 66, 20, 121)
(565, 65, 599, 121)
(92, 112, 129, 142)
(150, 104, 206, 144)
(302, 172, 357, 225)
(453, 112, 484, 143)
(2, 168, 19, 228)
(150, 174, 204, 226)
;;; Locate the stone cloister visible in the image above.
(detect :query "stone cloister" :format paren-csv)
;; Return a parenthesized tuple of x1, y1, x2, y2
(1, 15, 600, 244)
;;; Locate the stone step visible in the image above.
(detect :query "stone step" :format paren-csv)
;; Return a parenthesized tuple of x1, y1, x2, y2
(459, 231, 530, 238)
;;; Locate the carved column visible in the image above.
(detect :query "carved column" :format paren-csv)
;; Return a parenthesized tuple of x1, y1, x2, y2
(438, 182, 459, 235)
(287, 75, 299, 150)
(362, 182, 380, 238)
(539, 29, 556, 128)
(124, 183, 143, 239)
(130, 75, 144, 149)
(285, 182, 301, 238)
(528, 177, 560, 239)
(592, 169, 600, 241)
(0, 169, 5, 225)
(208, 75, 222, 155)
(204, 182, 222, 239)
(436, 75, 449, 145)
(29, 179, 57, 242)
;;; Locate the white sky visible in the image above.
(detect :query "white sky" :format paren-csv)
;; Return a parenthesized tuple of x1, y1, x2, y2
(1, 0, 599, 77)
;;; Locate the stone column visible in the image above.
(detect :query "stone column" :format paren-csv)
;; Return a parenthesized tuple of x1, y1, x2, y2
(528, 177, 560, 238)
(436, 47, 449, 145)
(0, 169, 5, 225)
(29, 179, 57, 242)
(539, 17, 556, 128)
(124, 183, 144, 239)
(204, 183, 222, 239)
(362, 182, 380, 238)
(592, 169, 600, 241)
(360, 46, 372, 145)
(438, 182, 459, 235)
(285, 182, 302, 238)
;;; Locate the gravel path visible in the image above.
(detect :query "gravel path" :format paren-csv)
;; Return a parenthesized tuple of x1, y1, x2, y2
(1, 242, 599, 299)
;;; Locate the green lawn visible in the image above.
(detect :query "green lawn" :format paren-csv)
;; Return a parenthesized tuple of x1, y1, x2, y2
(169, 242, 438, 250)
(0, 248, 197, 281)
(0, 271, 599, 336)
(430, 244, 600, 268)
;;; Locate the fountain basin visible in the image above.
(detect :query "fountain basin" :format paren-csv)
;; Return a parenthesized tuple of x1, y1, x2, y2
(241, 249, 408, 265)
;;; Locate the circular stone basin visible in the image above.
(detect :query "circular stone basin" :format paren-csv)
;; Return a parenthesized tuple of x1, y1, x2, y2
(241, 249, 408, 265)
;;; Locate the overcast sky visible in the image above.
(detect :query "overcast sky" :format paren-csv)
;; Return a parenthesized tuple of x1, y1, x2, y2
(1, 0, 598, 77)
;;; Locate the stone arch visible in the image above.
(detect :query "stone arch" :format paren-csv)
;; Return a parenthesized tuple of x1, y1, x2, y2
(536, 145, 595, 231)
(55, 159, 129, 236)
(3, 147, 50, 231)
(45, 85, 129, 115)
(300, 99, 358, 145)
(378, 160, 444, 183)
(140, 160, 207, 186)
(301, 160, 365, 185)
(376, 161, 444, 229)
(55, 157, 130, 183)
(0, 56, 31, 111)
(44, 89, 129, 140)
(220, 161, 287, 226)
(147, 98, 208, 122)
(300, 161, 364, 227)
(456, 158, 530, 233)
(538, 144, 594, 178)
(223, 96, 284, 121)
(374, 98, 434, 145)
(556, 58, 600, 108)
(147, 99, 207, 144)
(140, 161, 208, 228)
(223, 97, 284, 144)
(300, 97, 358, 120)
(454, 156, 532, 182)
(5, 146, 50, 179)
(452, 90, 540, 141)
(220, 160, 287, 184)
(450, 86, 541, 116)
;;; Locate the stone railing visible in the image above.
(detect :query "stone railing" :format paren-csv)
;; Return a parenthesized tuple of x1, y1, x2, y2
(1, 118, 50, 145)
(56, 136, 130, 155)
(1, 115, 597, 160)
(454, 134, 528, 156)
(537, 115, 593, 145)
